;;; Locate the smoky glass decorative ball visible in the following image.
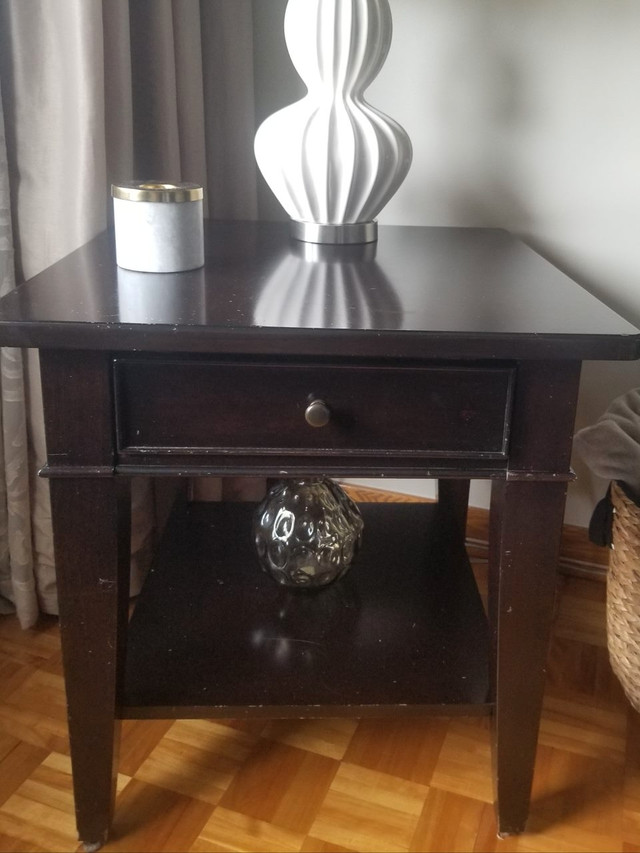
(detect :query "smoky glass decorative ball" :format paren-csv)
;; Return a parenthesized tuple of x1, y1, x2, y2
(253, 477, 364, 589)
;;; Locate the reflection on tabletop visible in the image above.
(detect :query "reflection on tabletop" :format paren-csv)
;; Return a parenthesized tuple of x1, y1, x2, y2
(253, 240, 403, 330)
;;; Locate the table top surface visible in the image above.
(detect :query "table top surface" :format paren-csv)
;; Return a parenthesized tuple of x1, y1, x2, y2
(0, 220, 638, 361)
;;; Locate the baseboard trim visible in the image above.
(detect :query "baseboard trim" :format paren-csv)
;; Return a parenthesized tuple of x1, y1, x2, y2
(341, 482, 608, 582)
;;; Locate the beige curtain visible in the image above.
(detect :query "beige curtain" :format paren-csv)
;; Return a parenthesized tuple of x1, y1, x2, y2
(0, 0, 258, 627)
(0, 86, 35, 624)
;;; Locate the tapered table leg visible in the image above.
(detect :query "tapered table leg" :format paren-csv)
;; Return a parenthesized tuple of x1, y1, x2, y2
(489, 479, 567, 835)
(437, 479, 470, 540)
(50, 477, 131, 850)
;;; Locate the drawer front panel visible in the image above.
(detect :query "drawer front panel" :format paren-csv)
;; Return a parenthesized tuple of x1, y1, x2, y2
(115, 359, 514, 458)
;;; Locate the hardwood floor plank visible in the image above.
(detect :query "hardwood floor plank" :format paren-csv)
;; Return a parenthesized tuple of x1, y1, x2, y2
(119, 719, 175, 777)
(0, 759, 79, 853)
(0, 662, 32, 703)
(343, 717, 449, 785)
(538, 694, 627, 763)
(308, 762, 427, 852)
(623, 710, 640, 849)
(135, 720, 259, 805)
(546, 635, 628, 703)
(0, 732, 18, 764)
(191, 807, 305, 853)
(103, 779, 214, 853)
(300, 837, 351, 852)
(0, 701, 70, 755)
(218, 741, 339, 834)
(553, 577, 609, 648)
(261, 718, 358, 761)
(0, 741, 49, 807)
(409, 788, 486, 852)
(428, 717, 494, 804)
(524, 745, 624, 851)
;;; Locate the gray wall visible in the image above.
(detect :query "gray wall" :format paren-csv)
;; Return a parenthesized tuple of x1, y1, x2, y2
(252, 0, 640, 525)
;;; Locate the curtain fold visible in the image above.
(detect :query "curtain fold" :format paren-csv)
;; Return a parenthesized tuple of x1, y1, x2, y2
(201, 0, 257, 219)
(0, 0, 258, 626)
(0, 84, 35, 624)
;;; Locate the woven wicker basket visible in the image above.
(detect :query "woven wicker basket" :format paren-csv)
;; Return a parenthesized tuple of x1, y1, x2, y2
(608, 480, 640, 712)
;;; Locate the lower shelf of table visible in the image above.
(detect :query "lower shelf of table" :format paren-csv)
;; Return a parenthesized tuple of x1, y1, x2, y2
(120, 499, 492, 719)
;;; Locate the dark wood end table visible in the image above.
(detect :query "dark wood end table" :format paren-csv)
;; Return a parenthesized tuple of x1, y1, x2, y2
(1, 221, 637, 849)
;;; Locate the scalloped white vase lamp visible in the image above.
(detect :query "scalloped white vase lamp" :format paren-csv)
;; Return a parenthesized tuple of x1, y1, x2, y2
(254, 0, 412, 244)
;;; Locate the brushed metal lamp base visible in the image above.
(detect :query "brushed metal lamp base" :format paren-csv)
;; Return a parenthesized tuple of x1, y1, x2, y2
(291, 220, 378, 245)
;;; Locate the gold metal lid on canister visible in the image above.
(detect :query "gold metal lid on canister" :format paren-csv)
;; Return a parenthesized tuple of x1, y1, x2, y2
(111, 181, 203, 203)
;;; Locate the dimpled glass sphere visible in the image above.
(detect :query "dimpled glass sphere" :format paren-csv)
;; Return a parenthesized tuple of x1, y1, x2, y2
(253, 478, 364, 588)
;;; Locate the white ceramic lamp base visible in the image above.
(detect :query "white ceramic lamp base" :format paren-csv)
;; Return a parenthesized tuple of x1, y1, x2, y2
(254, 0, 412, 244)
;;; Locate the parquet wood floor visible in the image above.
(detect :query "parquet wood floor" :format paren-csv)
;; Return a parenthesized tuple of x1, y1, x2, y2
(0, 490, 636, 852)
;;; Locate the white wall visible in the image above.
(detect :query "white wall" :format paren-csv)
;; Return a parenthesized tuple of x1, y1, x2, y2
(252, 0, 640, 526)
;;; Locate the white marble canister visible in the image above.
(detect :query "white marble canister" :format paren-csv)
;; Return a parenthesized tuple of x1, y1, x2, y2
(111, 182, 204, 272)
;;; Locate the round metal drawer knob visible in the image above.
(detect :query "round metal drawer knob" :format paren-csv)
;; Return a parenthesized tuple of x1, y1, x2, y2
(305, 399, 331, 428)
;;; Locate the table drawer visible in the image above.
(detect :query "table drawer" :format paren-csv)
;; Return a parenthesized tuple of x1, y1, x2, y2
(114, 359, 514, 459)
